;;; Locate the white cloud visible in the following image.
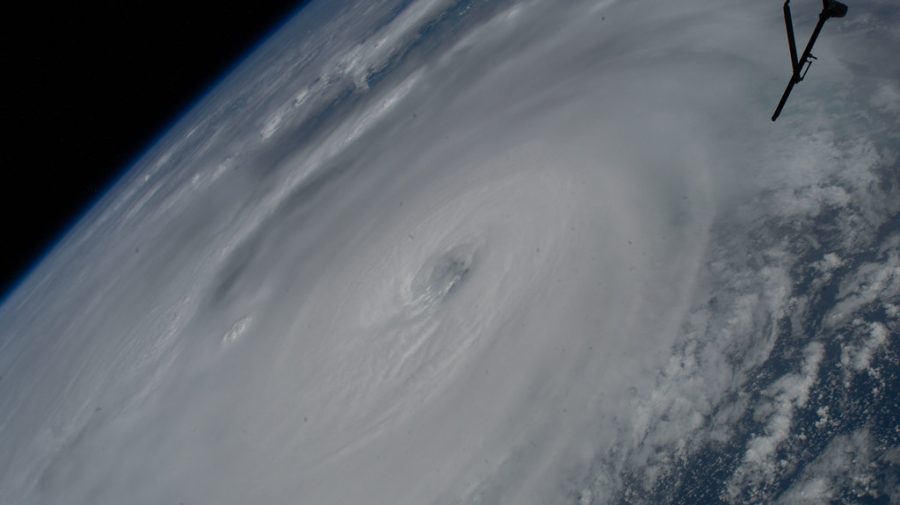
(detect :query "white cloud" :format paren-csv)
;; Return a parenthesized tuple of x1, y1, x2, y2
(726, 342, 825, 501)
(776, 428, 888, 504)
(827, 252, 900, 328)
(2, 0, 898, 504)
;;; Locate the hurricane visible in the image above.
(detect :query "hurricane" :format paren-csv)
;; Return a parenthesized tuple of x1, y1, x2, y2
(1, 0, 898, 504)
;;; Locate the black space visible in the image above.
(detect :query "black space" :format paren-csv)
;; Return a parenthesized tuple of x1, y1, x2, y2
(2, 0, 310, 298)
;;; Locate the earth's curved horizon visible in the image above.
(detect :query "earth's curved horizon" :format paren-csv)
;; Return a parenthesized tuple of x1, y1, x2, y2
(1, 0, 898, 504)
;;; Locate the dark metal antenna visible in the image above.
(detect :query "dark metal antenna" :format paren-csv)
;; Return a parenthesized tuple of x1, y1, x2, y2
(771, 0, 848, 121)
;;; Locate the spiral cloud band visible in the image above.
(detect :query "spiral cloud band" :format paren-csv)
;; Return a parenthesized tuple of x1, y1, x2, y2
(1, 0, 898, 504)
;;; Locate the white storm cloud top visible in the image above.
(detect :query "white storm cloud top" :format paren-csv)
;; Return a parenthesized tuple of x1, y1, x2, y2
(0, 0, 898, 504)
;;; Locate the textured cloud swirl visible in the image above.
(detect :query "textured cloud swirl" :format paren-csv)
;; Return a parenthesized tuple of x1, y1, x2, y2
(1, 0, 898, 504)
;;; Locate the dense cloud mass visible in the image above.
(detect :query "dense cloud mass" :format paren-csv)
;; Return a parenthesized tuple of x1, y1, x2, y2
(1, 0, 898, 504)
